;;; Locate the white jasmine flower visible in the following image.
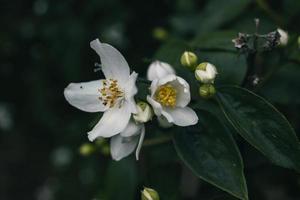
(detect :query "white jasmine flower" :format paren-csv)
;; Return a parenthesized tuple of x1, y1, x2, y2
(277, 28, 289, 46)
(64, 39, 138, 141)
(195, 62, 218, 84)
(147, 61, 198, 126)
(110, 120, 145, 161)
(147, 60, 176, 81)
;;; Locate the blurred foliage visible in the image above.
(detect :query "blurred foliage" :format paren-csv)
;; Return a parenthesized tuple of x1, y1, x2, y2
(1, 0, 300, 200)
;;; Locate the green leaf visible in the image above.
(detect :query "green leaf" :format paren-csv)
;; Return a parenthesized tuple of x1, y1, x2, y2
(197, 51, 247, 85)
(217, 86, 300, 171)
(104, 159, 138, 200)
(173, 111, 248, 200)
(192, 30, 237, 51)
(260, 63, 300, 104)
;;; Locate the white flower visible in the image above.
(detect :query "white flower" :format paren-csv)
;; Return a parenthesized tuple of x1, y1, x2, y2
(110, 120, 145, 161)
(277, 28, 289, 46)
(147, 60, 176, 81)
(147, 61, 198, 126)
(133, 102, 153, 123)
(64, 39, 138, 141)
(195, 62, 218, 83)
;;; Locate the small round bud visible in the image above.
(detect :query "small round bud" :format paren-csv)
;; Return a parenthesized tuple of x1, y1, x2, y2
(141, 187, 160, 200)
(153, 27, 168, 41)
(277, 28, 289, 46)
(79, 143, 95, 156)
(180, 51, 198, 70)
(133, 102, 153, 123)
(195, 62, 218, 83)
(199, 84, 216, 99)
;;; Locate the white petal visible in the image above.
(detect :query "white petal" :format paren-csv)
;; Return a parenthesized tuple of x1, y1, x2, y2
(171, 76, 191, 107)
(164, 107, 198, 126)
(135, 124, 145, 160)
(120, 121, 143, 137)
(64, 80, 107, 112)
(90, 39, 130, 84)
(110, 134, 139, 161)
(147, 61, 175, 81)
(147, 96, 163, 116)
(157, 74, 177, 87)
(124, 72, 138, 99)
(157, 116, 173, 128)
(87, 102, 131, 140)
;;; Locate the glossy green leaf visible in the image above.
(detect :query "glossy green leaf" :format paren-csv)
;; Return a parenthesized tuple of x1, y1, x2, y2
(173, 111, 248, 200)
(217, 86, 300, 171)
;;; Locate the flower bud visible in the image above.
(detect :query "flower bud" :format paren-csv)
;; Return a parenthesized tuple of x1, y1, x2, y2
(133, 102, 153, 123)
(79, 143, 95, 156)
(153, 27, 168, 41)
(199, 84, 216, 99)
(180, 51, 198, 70)
(195, 62, 218, 83)
(277, 28, 289, 46)
(141, 187, 160, 200)
(147, 61, 175, 81)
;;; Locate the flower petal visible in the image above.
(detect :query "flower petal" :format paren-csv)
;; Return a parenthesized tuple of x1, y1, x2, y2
(110, 134, 139, 161)
(147, 96, 163, 116)
(87, 102, 131, 140)
(64, 80, 107, 112)
(164, 107, 198, 126)
(135, 124, 145, 160)
(147, 61, 176, 81)
(90, 39, 130, 84)
(171, 76, 191, 107)
(120, 120, 143, 137)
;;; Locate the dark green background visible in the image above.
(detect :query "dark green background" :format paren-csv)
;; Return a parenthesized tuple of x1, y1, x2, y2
(1, 0, 300, 199)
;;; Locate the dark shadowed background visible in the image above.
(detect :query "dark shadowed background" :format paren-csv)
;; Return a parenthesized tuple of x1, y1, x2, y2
(1, 0, 300, 199)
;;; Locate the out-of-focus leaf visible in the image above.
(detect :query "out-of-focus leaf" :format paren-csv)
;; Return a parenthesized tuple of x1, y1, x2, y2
(260, 63, 300, 104)
(217, 86, 300, 172)
(197, 51, 247, 85)
(196, 0, 251, 34)
(104, 159, 138, 200)
(173, 111, 248, 200)
(192, 30, 237, 51)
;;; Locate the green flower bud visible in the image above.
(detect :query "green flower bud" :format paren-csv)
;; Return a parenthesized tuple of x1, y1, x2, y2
(101, 144, 110, 156)
(141, 187, 160, 200)
(199, 84, 216, 99)
(79, 143, 95, 156)
(153, 27, 168, 41)
(133, 102, 153, 123)
(180, 51, 198, 70)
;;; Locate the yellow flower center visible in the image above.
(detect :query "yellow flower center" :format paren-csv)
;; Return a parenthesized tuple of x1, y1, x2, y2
(98, 79, 123, 108)
(155, 84, 177, 107)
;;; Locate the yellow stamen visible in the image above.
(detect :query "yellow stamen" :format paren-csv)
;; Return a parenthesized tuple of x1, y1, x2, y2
(98, 79, 123, 108)
(155, 84, 177, 107)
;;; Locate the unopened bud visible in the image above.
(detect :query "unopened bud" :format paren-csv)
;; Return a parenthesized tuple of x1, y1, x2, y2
(199, 84, 216, 99)
(153, 27, 168, 41)
(277, 28, 289, 46)
(141, 187, 160, 200)
(180, 51, 198, 70)
(133, 102, 153, 123)
(79, 143, 95, 156)
(195, 62, 218, 83)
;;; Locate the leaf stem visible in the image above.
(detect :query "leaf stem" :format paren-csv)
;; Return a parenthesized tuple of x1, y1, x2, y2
(143, 135, 172, 147)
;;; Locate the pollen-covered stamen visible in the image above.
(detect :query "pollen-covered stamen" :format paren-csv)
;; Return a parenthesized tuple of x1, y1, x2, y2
(155, 84, 177, 107)
(98, 79, 124, 108)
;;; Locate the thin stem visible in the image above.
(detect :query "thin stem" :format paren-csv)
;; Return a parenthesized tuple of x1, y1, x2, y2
(143, 136, 172, 147)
